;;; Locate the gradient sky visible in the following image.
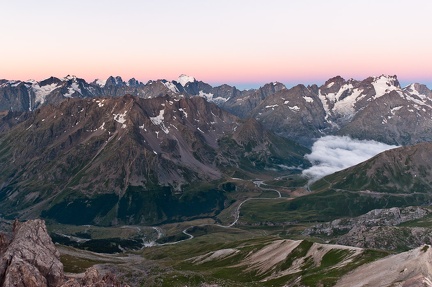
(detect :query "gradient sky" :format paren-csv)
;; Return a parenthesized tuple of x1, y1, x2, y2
(1, 0, 431, 88)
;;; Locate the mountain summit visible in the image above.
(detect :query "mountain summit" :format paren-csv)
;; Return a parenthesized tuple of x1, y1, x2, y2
(1, 74, 432, 147)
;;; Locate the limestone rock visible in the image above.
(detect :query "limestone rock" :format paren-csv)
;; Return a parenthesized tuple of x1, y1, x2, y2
(60, 267, 128, 287)
(0, 219, 64, 287)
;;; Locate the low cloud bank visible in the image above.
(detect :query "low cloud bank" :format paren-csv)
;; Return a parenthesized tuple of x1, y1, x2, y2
(302, 136, 398, 182)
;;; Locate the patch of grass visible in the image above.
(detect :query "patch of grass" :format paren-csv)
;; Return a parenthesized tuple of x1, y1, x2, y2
(300, 249, 389, 287)
(240, 188, 432, 225)
(61, 254, 101, 273)
(265, 175, 308, 188)
(399, 212, 432, 228)
(279, 240, 313, 271)
(320, 249, 352, 268)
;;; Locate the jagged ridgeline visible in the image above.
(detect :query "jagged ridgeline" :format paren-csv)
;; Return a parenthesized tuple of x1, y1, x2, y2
(0, 95, 309, 225)
(3, 74, 432, 147)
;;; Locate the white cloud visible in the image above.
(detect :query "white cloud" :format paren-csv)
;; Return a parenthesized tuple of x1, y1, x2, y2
(302, 136, 398, 183)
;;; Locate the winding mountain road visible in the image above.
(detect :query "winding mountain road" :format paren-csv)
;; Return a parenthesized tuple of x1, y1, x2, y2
(156, 180, 284, 246)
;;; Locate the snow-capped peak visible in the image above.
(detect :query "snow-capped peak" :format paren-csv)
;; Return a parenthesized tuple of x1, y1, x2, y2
(63, 75, 77, 81)
(94, 78, 106, 87)
(403, 83, 430, 99)
(177, 74, 196, 86)
(373, 75, 400, 87)
(371, 75, 401, 98)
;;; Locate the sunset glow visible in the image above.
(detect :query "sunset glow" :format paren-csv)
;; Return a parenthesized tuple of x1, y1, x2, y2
(1, 0, 431, 88)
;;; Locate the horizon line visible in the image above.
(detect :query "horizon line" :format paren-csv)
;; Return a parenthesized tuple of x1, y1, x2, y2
(1, 74, 431, 90)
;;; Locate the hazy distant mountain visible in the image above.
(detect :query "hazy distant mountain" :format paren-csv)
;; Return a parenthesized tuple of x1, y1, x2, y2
(0, 94, 309, 225)
(250, 75, 432, 146)
(0, 74, 247, 112)
(2, 74, 432, 146)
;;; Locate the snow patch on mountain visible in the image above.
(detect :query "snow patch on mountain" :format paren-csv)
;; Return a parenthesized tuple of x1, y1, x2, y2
(32, 82, 60, 105)
(265, 104, 279, 109)
(7, 80, 22, 87)
(304, 96, 314, 103)
(326, 84, 353, 103)
(405, 95, 432, 109)
(177, 74, 195, 86)
(198, 90, 228, 104)
(333, 88, 363, 117)
(94, 78, 106, 87)
(150, 109, 169, 134)
(63, 75, 77, 81)
(372, 75, 400, 99)
(113, 111, 127, 124)
(390, 106, 403, 115)
(150, 110, 164, 125)
(178, 108, 188, 118)
(163, 81, 179, 93)
(64, 82, 82, 98)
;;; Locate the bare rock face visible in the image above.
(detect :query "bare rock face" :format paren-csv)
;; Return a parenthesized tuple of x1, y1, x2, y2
(304, 207, 432, 250)
(0, 219, 64, 287)
(305, 206, 431, 237)
(61, 267, 128, 287)
(335, 245, 432, 287)
(0, 219, 127, 287)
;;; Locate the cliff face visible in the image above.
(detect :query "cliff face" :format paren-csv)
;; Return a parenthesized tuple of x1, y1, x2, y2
(0, 219, 127, 287)
(0, 219, 64, 287)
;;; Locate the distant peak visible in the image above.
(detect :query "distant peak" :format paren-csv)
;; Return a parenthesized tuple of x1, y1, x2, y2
(177, 74, 196, 86)
(93, 78, 106, 87)
(373, 74, 398, 82)
(63, 75, 77, 81)
(323, 76, 345, 88)
(373, 74, 400, 88)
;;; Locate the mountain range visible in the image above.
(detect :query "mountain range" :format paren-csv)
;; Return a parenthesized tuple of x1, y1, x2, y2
(0, 94, 308, 225)
(1, 73, 432, 225)
(3, 73, 432, 286)
(2, 74, 432, 147)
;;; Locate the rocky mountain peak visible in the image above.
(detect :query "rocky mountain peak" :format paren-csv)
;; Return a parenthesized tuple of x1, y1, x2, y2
(404, 83, 432, 97)
(373, 74, 400, 87)
(39, 77, 62, 87)
(92, 78, 107, 87)
(127, 78, 141, 87)
(63, 75, 77, 81)
(323, 75, 345, 88)
(105, 76, 125, 86)
(177, 74, 196, 86)
(260, 82, 286, 94)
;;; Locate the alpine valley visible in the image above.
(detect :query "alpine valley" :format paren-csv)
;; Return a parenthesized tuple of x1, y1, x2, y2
(2, 74, 432, 286)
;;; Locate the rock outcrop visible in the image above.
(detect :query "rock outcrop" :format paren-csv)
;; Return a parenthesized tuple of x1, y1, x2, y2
(61, 267, 126, 287)
(304, 206, 432, 250)
(304, 206, 431, 236)
(335, 245, 432, 287)
(0, 219, 127, 287)
(0, 219, 64, 287)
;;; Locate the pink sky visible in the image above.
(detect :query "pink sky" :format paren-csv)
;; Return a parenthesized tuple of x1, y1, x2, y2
(1, 0, 431, 88)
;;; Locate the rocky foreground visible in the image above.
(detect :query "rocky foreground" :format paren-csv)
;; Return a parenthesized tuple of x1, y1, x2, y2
(3, 218, 432, 286)
(0, 219, 128, 287)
